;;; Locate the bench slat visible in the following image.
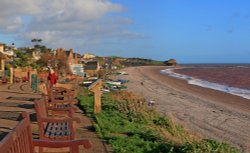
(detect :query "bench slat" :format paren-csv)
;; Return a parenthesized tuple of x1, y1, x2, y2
(45, 122, 70, 139)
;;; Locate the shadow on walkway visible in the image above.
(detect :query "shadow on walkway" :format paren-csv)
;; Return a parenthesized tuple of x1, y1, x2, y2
(0, 111, 23, 121)
(0, 90, 40, 95)
(0, 102, 34, 109)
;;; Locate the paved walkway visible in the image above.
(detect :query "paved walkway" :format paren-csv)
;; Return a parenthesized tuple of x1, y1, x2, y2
(0, 83, 109, 153)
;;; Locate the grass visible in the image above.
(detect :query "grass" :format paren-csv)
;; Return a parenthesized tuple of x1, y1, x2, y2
(78, 91, 240, 153)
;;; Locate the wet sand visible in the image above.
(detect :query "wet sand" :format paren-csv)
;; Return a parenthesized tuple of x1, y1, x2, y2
(120, 66, 250, 152)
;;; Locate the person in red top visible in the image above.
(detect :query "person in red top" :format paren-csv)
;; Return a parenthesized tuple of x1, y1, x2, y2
(48, 68, 57, 87)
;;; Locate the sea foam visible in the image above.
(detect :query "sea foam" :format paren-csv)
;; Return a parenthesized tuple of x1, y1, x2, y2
(161, 68, 250, 100)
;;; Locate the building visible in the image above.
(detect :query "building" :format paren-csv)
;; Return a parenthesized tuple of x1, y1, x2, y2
(0, 44, 6, 78)
(32, 51, 41, 60)
(73, 53, 81, 64)
(0, 43, 15, 57)
(0, 43, 14, 78)
(82, 53, 95, 60)
(84, 61, 100, 77)
(70, 64, 85, 77)
(0, 43, 4, 53)
(55, 48, 81, 65)
(54, 48, 84, 75)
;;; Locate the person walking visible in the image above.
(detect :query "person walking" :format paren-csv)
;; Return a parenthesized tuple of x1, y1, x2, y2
(48, 68, 57, 88)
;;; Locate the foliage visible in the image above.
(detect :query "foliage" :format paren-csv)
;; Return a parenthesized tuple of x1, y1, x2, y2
(31, 38, 42, 43)
(36, 52, 54, 67)
(78, 95, 94, 117)
(78, 91, 239, 153)
(120, 58, 164, 66)
(31, 38, 52, 53)
(14, 46, 51, 69)
(13, 50, 33, 68)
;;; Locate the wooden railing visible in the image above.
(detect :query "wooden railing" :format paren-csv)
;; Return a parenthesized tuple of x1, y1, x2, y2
(0, 112, 33, 153)
(0, 112, 91, 153)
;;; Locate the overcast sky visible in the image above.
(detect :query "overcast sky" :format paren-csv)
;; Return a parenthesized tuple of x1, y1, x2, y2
(0, 0, 250, 63)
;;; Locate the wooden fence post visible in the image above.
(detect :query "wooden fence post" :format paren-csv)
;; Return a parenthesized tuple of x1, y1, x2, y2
(10, 67, 13, 84)
(88, 79, 103, 114)
(1, 59, 4, 71)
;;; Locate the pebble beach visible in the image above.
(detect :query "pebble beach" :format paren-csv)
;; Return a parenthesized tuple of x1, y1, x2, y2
(120, 66, 250, 152)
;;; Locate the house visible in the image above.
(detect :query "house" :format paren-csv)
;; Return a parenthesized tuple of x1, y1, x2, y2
(55, 48, 85, 75)
(164, 59, 177, 66)
(73, 53, 81, 64)
(55, 48, 73, 65)
(70, 64, 85, 77)
(0, 44, 6, 77)
(0, 52, 6, 71)
(80, 53, 96, 64)
(84, 60, 100, 77)
(82, 53, 95, 60)
(0, 43, 15, 57)
(0, 43, 14, 77)
(0, 52, 11, 78)
(53, 48, 73, 74)
(0, 43, 4, 53)
(32, 51, 41, 60)
(56, 48, 81, 65)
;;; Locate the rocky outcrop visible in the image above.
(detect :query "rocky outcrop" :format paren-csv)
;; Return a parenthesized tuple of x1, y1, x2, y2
(164, 59, 177, 66)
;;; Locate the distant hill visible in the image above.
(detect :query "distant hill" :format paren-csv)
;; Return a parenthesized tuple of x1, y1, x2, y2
(119, 57, 164, 67)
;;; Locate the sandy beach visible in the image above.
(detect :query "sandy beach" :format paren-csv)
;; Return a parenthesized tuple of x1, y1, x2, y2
(119, 66, 250, 152)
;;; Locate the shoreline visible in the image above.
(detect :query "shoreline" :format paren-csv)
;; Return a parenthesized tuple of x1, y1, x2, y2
(153, 66, 250, 113)
(162, 67, 250, 100)
(120, 66, 250, 152)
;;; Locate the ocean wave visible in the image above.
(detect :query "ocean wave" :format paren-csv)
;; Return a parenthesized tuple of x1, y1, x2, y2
(160, 68, 250, 100)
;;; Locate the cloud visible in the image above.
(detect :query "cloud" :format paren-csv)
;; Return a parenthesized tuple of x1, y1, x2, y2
(0, 17, 23, 33)
(0, 0, 143, 51)
(0, 0, 39, 18)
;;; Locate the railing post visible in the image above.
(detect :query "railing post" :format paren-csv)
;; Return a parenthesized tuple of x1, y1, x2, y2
(10, 67, 13, 84)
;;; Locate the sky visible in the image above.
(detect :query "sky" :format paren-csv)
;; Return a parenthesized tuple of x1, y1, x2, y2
(0, 0, 250, 63)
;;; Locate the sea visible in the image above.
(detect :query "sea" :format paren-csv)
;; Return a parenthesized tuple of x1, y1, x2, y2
(160, 64, 250, 100)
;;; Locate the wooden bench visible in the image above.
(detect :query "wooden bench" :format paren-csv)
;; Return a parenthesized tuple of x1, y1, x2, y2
(0, 112, 91, 153)
(42, 83, 78, 117)
(46, 83, 76, 101)
(34, 100, 79, 140)
(42, 94, 77, 117)
(45, 86, 77, 107)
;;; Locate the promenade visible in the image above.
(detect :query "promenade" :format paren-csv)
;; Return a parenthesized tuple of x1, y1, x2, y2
(0, 83, 109, 153)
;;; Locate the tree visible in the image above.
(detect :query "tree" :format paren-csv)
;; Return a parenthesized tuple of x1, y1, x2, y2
(37, 39, 42, 43)
(31, 38, 42, 47)
(36, 52, 54, 68)
(31, 38, 51, 53)
(31, 38, 37, 43)
(13, 50, 32, 68)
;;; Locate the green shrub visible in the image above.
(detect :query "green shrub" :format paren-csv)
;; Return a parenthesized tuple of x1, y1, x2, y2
(78, 92, 240, 153)
(77, 95, 94, 116)
(153, 116, 170, 128)
(178, 139, 239, 153)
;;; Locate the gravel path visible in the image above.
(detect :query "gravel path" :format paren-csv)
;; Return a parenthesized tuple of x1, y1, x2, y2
(0, 83, 109, 153)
